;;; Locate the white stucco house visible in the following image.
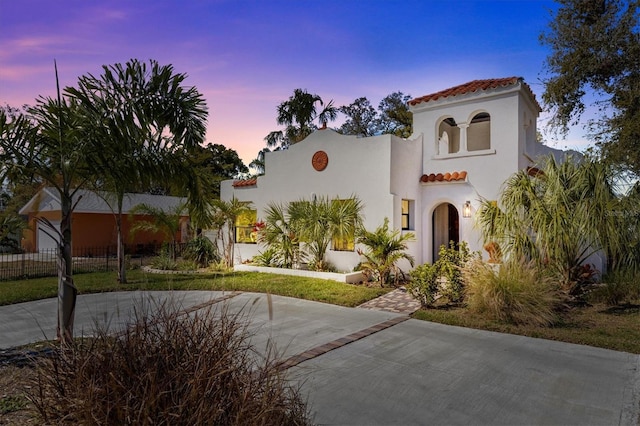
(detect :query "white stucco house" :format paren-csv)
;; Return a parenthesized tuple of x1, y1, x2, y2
(221, 77, 569, 272)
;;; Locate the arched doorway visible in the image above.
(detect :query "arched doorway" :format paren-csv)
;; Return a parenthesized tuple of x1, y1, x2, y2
(432, 203, 459, 262)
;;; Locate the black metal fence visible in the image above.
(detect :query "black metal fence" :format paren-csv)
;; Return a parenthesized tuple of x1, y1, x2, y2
(0, 243, 186, 281)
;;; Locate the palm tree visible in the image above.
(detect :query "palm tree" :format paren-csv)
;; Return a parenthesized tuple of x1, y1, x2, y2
(212, 197, 253, 267)
(260, 202, 303, 269)
(288, 196, 363, 271)
(264, 89, 338, 150)
(66, 59, 209, 283)
(356, 218, 415, 287)
(0, 66, 97, 344)
(129, 202, 187, 260)
(477, 155, 629, 292)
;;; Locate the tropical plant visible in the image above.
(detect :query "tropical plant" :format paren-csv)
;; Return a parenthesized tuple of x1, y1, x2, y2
(252, 247, 280, 267)
(183, 235, 219, 268)
(356, 217, 415, 287)
(264, 89, 338, 150)
(66, 59, 209, 284)
(464, 259, 558, 327)
(476, 155, 630, 294)
(212, 197, 254, 267)
(288, 196, 363, 271)
(259, 202, 303, 269)
(129, 202, 186, 260)
(0, 66, 99, 343)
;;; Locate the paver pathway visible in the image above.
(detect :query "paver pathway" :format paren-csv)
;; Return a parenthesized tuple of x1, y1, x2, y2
(357, 286, 421, 314)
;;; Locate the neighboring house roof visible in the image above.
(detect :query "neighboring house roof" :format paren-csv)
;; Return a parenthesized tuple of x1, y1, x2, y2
(19, 187, 188, 216)
(420, 171, 468, 183)
(409, 77, 541, 111)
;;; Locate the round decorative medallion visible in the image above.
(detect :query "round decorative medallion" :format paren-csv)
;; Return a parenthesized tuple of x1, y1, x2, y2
(311, 150, 329, 171)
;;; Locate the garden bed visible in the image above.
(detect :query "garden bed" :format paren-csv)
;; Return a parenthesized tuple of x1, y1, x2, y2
(234, 264, 365, 284)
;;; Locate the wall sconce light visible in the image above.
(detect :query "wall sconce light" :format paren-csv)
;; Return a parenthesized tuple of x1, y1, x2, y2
(463, 200, 472, 218)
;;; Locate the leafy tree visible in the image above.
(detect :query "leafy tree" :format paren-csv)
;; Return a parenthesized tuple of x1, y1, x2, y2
(0, 181, 40, 252)
(356, 217, 415, 287)
(476, 155, 631, 293)
(540, 0, 640, 173)
(189, 143, 248, 197)
(376, 92, 413, 138)
(264, 89, 338, 150)
(287, 196, 363, 271)
(338, 97, 378, 137)
(66, 59, 209, 283)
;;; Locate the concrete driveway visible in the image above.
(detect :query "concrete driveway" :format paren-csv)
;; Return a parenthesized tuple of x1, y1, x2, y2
(0, 291, 638, 425)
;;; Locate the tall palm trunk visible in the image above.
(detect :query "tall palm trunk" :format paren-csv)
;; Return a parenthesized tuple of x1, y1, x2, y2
(116, 211, 127, 283)
(58, 193, 77, 345)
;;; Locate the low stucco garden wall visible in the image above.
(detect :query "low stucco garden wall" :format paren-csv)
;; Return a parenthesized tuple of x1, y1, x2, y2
(234, 264, 365, 284)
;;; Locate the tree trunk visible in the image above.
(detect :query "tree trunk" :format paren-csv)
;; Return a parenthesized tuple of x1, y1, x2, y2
(116, 212, 127, 283)
(57, 193, 77, 345)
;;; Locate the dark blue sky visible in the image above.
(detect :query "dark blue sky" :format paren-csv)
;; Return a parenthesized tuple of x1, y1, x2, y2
(1, 0, 589, 163)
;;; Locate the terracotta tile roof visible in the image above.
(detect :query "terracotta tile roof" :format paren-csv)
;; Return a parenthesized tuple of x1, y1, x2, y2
(232, 178, 257, 188)
(409, 77, 539, 110)
(420, 171, 467, 183)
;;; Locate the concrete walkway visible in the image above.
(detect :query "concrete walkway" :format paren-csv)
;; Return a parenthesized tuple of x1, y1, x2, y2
(0, 291, 638, 425)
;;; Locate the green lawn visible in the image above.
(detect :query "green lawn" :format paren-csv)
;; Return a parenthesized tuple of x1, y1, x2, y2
(2, 269, 639, 354)
(0, 269, 389, 308)
(413, 303, 640, 354)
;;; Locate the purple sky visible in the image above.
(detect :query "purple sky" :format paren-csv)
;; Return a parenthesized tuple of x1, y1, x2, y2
(0, 0, 589, 165)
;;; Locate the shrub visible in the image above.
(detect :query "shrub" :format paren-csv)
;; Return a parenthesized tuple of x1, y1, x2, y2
(464, 259, 558, 326)
(183, 236, 219, 268)
(150, 251, 178, 270)
(407, 241, 474, 307)
(589, 268, 640, 305)
(407, 262, 439, 308)
(437, 241, 472, 303)
(29, 302, 311, 425)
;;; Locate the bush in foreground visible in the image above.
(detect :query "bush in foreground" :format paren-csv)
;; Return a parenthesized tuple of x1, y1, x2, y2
(29, 302, 311, 425)
(464, 259, 558, 326)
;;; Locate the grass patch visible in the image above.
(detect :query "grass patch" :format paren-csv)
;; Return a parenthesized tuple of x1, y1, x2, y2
(0, 270, 389, 308)
(0, 394, 28, 414)
(412, 302, 640, 354)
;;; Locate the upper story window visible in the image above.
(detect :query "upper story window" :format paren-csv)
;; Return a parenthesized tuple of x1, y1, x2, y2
(467, 112, 491, 151)
(438, 118, 460, 154)
(434, 112, 495, 159)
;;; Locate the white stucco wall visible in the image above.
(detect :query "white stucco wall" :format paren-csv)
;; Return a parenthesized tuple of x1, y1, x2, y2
(221, 129, 400, 272)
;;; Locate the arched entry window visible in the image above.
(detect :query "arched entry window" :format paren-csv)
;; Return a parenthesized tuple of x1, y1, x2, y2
(432, 203, 459, 262)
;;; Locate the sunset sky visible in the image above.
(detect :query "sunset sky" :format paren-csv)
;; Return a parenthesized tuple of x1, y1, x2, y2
(0, 0, 590, 165)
